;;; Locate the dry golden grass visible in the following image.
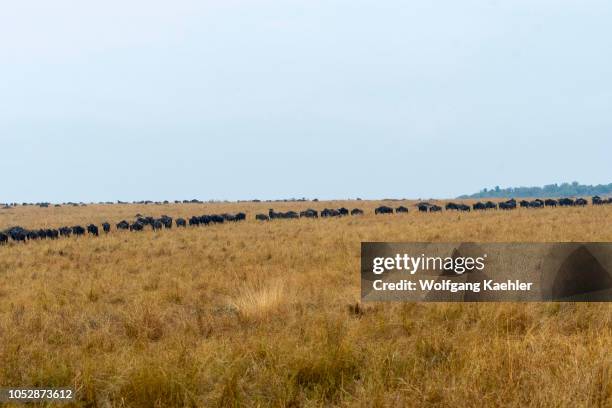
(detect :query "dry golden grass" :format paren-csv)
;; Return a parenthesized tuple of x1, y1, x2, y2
(0, 201, 610, 407)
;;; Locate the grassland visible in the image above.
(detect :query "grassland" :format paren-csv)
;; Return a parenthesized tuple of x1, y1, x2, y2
(0, 201, 610, 407)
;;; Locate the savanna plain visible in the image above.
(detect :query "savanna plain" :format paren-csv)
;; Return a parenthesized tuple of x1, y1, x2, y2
(0, 201, 610, 407)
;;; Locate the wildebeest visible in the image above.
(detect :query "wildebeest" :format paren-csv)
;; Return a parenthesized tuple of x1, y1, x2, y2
(375, 206, 393, 215)
(519, 200, 530, 208)
(544, 199, 558, 207)
(72, 226, 86, 236)
(189, 216, 200, 226)
(160, 215, 173, 228)
(575, 198, 588, 206)
(418, 204, 429, 212)
(0, 232, 8, 245)
(255, 214, 270, 221)
(529, 199, 544, 208)
(27, 230, 39, 240)
(130, 222, 144, 231)
(58, 226, 71, 237)
(338, 207, 349, 216)
(176, 218, 187, 227)
(87, 224, 99, 236)
(46, 229, 59, 239)
(221, 213, 246, 222)
(429, 205, 442, 212)
(473, 202, 486, 211)
(592, 196, 603, 205)
(221, 213, 237, 222)
(300, 209, 318, 218)
(558, 198, 574, 207)
(485, 201, 497, 210)
(321, 208, 340, 217)
(498, 199, 516, 210)
(445, 202, 459, 211)
(350, 208, 364, 216)
(9, 227, 27, 242)
(152, 220, 163, 231)
(115, 220, 129, 230)
(396, 206, 409, 213)
(102, 222, 111, 233)
(269, 209, 299, 219)
(210, 214, 226, 223)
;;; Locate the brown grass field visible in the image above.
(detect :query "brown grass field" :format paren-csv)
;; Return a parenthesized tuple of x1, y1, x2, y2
(0, 200, 611, 407)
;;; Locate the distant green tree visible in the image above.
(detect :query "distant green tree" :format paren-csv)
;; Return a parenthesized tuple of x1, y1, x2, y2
(457, 182, 612, 199)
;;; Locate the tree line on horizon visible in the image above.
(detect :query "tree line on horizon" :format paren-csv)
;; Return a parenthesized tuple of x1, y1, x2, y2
(458, 182, 612, 199)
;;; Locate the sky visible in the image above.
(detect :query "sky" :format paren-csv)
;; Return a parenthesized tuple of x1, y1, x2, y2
(1, 0, 611, 202)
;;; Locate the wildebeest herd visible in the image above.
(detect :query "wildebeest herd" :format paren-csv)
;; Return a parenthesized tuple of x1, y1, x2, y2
(0, 196, 609, 245)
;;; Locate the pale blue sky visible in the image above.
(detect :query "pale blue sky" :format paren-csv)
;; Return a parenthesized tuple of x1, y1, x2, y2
(1, 0, 611, 202)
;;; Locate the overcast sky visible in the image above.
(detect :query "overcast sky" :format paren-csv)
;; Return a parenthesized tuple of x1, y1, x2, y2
(1, 0, 611, 202)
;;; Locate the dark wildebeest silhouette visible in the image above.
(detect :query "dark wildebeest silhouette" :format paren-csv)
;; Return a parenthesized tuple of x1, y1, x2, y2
(418, 204, 429, 212)
(10, 230, 27, 243)
(592, 196, 603, 205)
(0, 232, 8, 245)
(256, 214, 270, 221)
(529, 199, 544, 208)
(222, 213, 245, 222)
(559, 198, 575, 207)
(350, 208, 364, 216)
(160, 216, 173, 228)
(429, 205, 442, 212)
(130, 222, 144, 231)
(152, 220, 163, 231)
(87, 224, 99, 236)
(485, 201, 497, 210)
(210, 214, 225, 223)
(72, 226, 85, 236)
(176, 218, 187, 227)
(396, 206, 409, 213)
(269, 209, 298, 219)
(321, 208, 340, 217)
(102, 222, 111, 233)
(46, 229, 59, 239)
(473, 202, 486, 211)
(575, 198, 588, 206)
(189, 216, 200, 226)
(545, 199, 558, 207)
(59, 227, 72, 237)
(519, 200, 530, 208)
(300, 209, 318, 218)
(499, 199, 516, 210)
(375, 206, 393, 215)
(116, 220, 130, 230)
(457, 204, 470, 212)
(338, 207, 349, 216)
(445, 202, 459, 211)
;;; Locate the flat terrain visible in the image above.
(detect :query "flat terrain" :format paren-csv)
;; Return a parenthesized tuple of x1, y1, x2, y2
(0, 201, 611, 407)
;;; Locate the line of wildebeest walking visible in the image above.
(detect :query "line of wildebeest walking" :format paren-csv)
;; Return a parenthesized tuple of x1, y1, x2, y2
(0, 196, 610, 245)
